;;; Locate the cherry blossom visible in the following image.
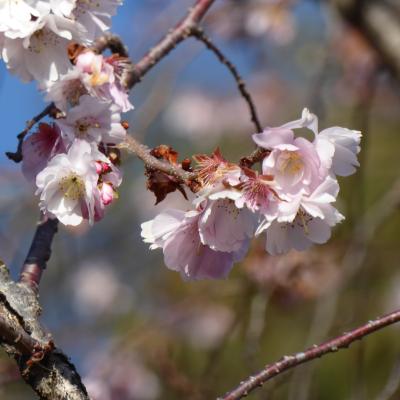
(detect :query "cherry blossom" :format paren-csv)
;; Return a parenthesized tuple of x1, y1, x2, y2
(141, 209, 248, 280)
(43, 68, 89, 111)
(253, 126, 331, 196)
(198, 196, 257, 253)
(35, 140, 107, 226)
(0, 0, 42, 39)
(257, 176, 344, 255)
(1, 13, 86, 82)
(265, 216, 333, 255)
(73, 0, 123, 42)
(56, 95, 126, 145)
(44, 50, 133, 111)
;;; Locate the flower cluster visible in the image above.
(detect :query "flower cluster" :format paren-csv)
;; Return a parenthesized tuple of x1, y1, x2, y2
(142, 109, 361, 280)
(0, 0, 122, 83)
(1, 1, 132, 226)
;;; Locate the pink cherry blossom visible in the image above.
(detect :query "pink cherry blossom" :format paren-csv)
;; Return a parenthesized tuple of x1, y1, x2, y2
(253, 126, 331, 196)
(235, 169, 279, 220)
(265, 216, 333, 255)
(198, 194, 257, 253)
(317, 127, 362, 176)
(76, 51, 133, 112)
(257, 176, 344, 255)
(56, 95, 126, 145)
(141, 209, 248, 280)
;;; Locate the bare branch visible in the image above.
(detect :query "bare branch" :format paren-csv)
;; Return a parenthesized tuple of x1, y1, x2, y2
(191, 27, 262, 133)
(218, 308, 400, 400)
(0, 262, 89, 400)
(92, 32, 129, 57)
(129, 0, 216, 86)
(121, 135, 198, 186)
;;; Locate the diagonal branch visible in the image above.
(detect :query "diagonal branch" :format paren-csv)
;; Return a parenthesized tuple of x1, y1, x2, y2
(0, 262, 89, 400)
(190, 27, 263, 133)
(130, 0, 216, 86)
(218, 308, 400, 400)
(120, 135, 198, 185)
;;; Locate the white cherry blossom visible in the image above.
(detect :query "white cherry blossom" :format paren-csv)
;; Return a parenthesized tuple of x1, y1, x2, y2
(2, 13, 86, 82)
(35, 139, 106, 226)
(56, 95, 126, 145)
(73, 0, 123, 41)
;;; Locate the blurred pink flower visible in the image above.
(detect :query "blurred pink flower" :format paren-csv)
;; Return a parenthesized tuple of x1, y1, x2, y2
(22, 123, 65, 182)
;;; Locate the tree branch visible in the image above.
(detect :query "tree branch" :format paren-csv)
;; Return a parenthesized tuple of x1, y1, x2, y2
(191, 27, 262, 134)
(0, 262, 89, 400)
(18, 215, 59, 293)
(92, 32, 129, 57)
(218, 308, 400, 400)
(121, 135, 197, 185)
(129, 0, 216, 86)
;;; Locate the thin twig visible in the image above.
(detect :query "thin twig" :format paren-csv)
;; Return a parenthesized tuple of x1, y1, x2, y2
(191, 27, 262, 133)
(6, 103, 56, 163)
(218, 308, 400, 400)
(130, 0, 216, 87)
(92, 32, 129, 57)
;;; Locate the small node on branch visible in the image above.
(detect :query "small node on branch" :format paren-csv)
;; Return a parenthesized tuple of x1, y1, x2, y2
(92, 32, 130, 57)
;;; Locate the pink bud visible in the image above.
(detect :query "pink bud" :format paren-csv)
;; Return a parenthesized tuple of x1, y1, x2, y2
(100, 183, 114, 206)
(101, 162, 111, 174)
(95, 161, 103, 175)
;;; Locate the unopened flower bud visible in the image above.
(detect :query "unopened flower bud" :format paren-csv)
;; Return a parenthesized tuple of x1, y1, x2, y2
(100, 182, 115, 206)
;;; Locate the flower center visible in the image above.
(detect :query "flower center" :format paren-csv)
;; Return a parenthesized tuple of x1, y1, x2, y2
(59, 174, 85, 200)
(278, 151, 304, 175)
(74, 118, 100, 137)
(218, 199, 240, 220)
(63, 81, 87, 107)
(29, 29, 60, 54)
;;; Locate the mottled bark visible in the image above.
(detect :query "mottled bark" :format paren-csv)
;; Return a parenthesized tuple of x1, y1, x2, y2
(0, 262, 89, 400)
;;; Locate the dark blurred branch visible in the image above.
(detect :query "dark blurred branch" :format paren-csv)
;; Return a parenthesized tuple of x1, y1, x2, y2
(332, 0, 400, 80)
(93, 32, 129, 57)
(18, 215, 59, 293)
(191, 27, 263, 133)
(218, 308, 400, 400)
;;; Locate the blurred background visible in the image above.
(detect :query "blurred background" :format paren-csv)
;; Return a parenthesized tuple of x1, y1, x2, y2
(1, 0, 400, 399)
